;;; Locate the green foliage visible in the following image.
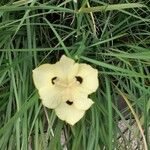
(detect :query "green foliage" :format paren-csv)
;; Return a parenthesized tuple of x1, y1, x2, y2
(0, 0, 150, 149)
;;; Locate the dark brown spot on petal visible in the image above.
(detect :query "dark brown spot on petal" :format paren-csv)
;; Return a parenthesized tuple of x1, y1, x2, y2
(75, 76, 83, 84)
(66, 100, 73, 105)
(51, 77, 57, 84)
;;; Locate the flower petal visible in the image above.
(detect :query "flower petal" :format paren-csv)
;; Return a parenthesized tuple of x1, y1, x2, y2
(55, 102, 85, 125)
(76, 64, 99, 94)
(72, 90, 94, 110)
(55, 55, 76, 80)
(68, 63, 79, 82)
(32, 64, 58, 89)
(39, 86, 62, 109)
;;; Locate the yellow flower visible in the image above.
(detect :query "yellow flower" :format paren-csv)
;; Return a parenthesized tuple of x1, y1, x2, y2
(33, 55, 99, 125)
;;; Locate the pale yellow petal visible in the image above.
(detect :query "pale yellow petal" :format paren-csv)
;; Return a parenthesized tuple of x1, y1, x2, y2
(39, 86, 62, 109)
(68, 63, 79, 82)
(32, 64, 58, 89)
(55, 55, 76, 80)
(55, 102, 85, 125)
(72, 90, 94, 110)
(76, 64, 99, 94)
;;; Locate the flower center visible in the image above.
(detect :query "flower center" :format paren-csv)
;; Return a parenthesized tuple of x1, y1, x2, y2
(66, 100, 73, 105)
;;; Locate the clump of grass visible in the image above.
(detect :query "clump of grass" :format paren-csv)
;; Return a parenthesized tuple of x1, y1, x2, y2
(0, 0, 150, 149)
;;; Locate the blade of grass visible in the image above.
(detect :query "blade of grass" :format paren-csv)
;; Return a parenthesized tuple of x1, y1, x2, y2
(105, 76, 113, 150)
(78, 3, 146, 13)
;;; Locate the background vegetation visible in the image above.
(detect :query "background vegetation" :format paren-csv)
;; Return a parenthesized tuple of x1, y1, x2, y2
(0, 0, 150, 149)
